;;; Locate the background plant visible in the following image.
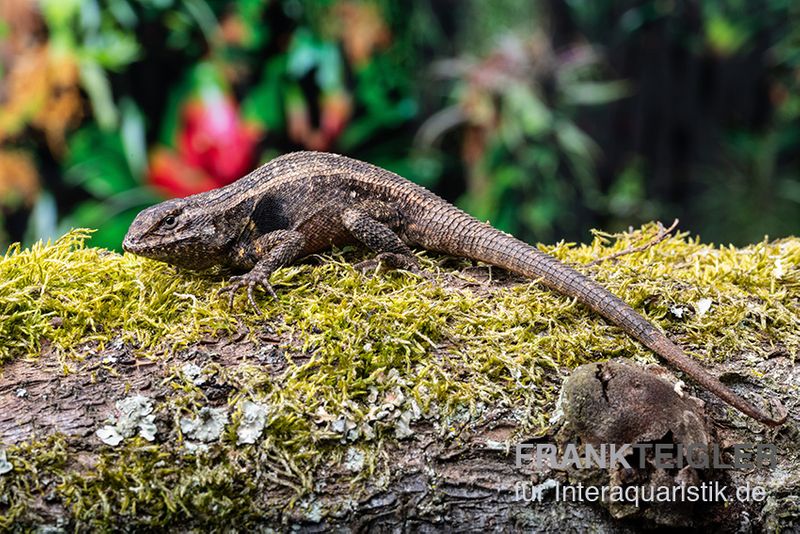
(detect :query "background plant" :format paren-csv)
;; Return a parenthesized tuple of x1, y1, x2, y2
(0, 0, 798, 250)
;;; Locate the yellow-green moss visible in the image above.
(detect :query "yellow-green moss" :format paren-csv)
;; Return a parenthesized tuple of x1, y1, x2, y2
(1, 225, 798, 529)
(0, 229, 240, 363)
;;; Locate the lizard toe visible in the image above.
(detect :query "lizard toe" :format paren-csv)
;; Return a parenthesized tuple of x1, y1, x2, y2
(246, 282, 263, 315)
(218, 272, 277, 313)
(218, 276, 246, 310)
(259, 279, 278, 299)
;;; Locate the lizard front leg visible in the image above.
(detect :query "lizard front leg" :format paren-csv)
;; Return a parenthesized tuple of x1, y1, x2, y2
(341, 202, 419, 272)
(219, 230, 306, 314)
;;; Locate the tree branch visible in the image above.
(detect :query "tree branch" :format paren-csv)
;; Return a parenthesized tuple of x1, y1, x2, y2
(586, 219, 679, 267)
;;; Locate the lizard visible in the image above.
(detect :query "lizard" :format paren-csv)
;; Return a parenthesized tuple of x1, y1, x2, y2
(122, 150, 787, 427)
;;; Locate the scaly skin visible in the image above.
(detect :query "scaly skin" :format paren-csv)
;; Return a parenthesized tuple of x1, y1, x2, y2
(123, 151, 786, 426)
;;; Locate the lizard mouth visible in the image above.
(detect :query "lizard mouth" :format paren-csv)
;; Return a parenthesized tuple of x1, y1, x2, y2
(121, 233, 144, 254)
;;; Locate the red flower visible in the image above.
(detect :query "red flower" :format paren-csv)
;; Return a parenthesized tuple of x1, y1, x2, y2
(146, 64, 264, 199)
(147, 148, 220, 198)
(178, 93, 261, 185)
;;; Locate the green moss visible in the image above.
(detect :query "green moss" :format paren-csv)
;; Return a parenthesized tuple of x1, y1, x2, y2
(1, 225, 798, 529)
(0, 229, 239, 364)
(1, 436, 303, 529)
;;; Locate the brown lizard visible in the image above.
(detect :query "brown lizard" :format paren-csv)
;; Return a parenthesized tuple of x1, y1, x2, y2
(122, 151, 786, 426)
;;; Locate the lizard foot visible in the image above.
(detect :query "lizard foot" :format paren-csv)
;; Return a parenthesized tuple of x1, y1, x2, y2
(354, 252, 421, 275)
(218, 272, 277, 315)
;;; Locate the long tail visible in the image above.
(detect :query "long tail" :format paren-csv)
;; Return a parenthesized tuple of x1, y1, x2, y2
(418, 213, 786, 426)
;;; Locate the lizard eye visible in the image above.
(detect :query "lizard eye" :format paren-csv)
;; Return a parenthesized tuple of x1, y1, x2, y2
(162, 215, 178, 229)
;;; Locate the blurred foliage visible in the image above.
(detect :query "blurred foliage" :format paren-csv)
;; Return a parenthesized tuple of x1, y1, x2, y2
(559, 0, 800, 243)
(0, 0, 799, 250)
(693, 1, 800, 243)
(418, 30, 629, 241)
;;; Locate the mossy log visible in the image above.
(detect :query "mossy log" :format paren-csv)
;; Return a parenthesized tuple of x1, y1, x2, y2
(0, 226, 798, 531)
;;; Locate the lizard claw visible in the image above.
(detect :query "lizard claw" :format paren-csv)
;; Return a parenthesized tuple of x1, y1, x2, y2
(259, 279, 278, 299)
(218, 272, 277, 315)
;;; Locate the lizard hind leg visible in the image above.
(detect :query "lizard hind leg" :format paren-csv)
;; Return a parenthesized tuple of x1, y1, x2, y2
(341, 204, 420, 273)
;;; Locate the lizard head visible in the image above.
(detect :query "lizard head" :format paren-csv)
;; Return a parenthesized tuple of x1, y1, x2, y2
(123, 196, 245, 270)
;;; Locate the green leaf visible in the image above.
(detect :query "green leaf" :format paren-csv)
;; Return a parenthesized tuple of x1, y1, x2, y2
(242, 58, 287, 130)
(525, 146, 559, 181)
(286, 29, 344, 90)
(158, 76, 193, 146)
(504, 84, 551, 138)
(705, 14, 749, 55)
(120, 98, 147, 181)
(145, 0, 174, 8)
(65, 126, 137, 197)
(315, 43, 343, 91)
(78, 0, 101, 33)
(287, 28, 319, 78)
(79, 62, 119, 130)
(338, 99, 417, 150)
(59, 188, 164, 251)
(372, 153, 443, 189)
(608, 158, 646, 217)
(554, 120, 597, 161)
(525, 198, 559, 231)
(237, 0, 270, 48)
(40, 0, 82, 30)
(81, 31, 141, 70)
(107, 0, 139, 28)
(181, 0, 218, 44)
(494, 166, 524, 190)
(23, 191, 59, 246)
(560, 81, 631, 106)
(63, 200, 107, 229)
